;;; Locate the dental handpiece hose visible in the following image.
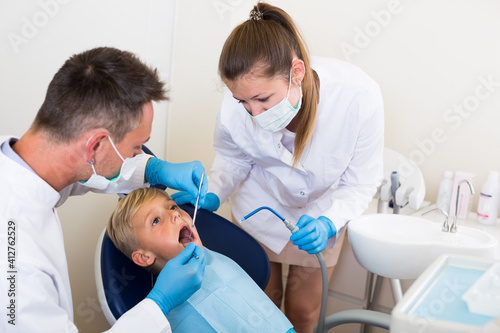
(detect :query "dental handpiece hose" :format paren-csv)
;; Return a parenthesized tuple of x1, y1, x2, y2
(240, 207, 329, 333)
(391, 171, 401, 214)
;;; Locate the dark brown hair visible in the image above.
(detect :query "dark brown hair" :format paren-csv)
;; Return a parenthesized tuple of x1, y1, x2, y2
(32, 47, 168, 143)
(219, 2, 319, 166)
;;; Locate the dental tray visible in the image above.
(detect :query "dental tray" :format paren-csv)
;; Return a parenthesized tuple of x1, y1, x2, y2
(391, 254, 499, 333)
(462, 263, 500, 318)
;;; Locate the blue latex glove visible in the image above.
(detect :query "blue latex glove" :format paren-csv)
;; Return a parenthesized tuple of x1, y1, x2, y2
(147, 243, 205, 316)
(171, 192, 220, 212)
(289, 215, 337, 254)
(146, 157, 207, 206)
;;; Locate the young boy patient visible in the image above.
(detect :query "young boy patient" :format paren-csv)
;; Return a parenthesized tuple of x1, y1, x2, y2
(107, 187, 295, 333)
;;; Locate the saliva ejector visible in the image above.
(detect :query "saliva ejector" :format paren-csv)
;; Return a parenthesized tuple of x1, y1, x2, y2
(240, 207, 329, 333)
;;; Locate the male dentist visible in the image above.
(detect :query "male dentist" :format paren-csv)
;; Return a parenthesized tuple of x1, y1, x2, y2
(0, 47, 206, 332)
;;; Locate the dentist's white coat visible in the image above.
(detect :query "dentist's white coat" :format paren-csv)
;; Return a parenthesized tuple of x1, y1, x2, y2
(0, 136, 171, 333)
(209, 57, 384, 254)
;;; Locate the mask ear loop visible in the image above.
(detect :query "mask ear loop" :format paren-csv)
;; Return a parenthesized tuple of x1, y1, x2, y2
(288, 67, 303, 109)
(286, 68, 293, 100)
(86, 158, 97, 175)
(287, 67, 302, 99)
(85, 134, 98, 174)
(107, 135, 125, 162)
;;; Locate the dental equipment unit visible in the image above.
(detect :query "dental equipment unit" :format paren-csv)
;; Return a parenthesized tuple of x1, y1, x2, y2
(391, 254, 500, 332)
(378, 148, 426, 214)
(240, 207, 329, 333)
(390, 171, 401, 214)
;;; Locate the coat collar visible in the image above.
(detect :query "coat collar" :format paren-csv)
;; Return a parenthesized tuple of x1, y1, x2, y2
(0, 136, 61, 208)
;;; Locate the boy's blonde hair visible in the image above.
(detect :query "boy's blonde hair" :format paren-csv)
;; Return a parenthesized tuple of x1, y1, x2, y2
(107, 187, 171, 259)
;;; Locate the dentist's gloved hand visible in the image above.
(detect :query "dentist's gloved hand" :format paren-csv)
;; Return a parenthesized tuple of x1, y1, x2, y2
(171, 192, 220, 212)
(146, 157, 207, 206)
(147, 243, 205, 316)
(290, 215, 337, 254)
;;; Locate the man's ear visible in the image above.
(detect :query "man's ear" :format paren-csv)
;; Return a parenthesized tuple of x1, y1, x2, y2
(131, 249, 156, 267)
(84, 130, 108, 164)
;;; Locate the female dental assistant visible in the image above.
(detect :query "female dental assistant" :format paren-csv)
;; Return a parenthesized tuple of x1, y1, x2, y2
(177, 3, 384, 332)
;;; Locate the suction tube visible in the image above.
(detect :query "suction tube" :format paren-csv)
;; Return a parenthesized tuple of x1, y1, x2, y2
(240, 207, 329, 333)
(391, 171, 401, 214)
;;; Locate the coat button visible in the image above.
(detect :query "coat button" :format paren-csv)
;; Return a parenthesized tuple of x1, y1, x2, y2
(300, 191, 305, 196)
(277, 143, 281, 148)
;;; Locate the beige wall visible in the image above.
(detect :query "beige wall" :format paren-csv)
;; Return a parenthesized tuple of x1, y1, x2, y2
(1, 0, 499, 332)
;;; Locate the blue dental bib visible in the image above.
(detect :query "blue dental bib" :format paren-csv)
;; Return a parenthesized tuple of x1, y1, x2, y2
(167, 248, 293, 332)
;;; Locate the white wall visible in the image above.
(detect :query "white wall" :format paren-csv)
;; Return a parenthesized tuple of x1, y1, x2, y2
(169, 0, 500, 217)
(1, 0, 499, 332)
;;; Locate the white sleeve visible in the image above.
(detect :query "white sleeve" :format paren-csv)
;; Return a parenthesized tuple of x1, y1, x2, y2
(209, 110, 253, 204)
(0, 263, 171, 333)
(106, 299, 171, 333)
(323, 88, 385, 240)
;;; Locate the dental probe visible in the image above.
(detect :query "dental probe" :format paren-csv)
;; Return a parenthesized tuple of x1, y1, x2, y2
(182, 243, 199, 259)
(191, 173, 204, 228)
(187, 173, 204, 242)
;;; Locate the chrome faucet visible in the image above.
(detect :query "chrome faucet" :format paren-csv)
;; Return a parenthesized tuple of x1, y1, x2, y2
(423, 179, 475, 233)
(422, 207, 449, 232)
(449, 179, 475, 233)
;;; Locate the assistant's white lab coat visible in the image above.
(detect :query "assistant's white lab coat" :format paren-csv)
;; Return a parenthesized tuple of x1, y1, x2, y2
(0, 136, 171, 332)
(209, 57, 384, 254)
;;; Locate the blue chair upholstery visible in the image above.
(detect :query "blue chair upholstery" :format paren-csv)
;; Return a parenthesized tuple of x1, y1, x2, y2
(96, 204, 270, 323)
(98, 229, 152, 322)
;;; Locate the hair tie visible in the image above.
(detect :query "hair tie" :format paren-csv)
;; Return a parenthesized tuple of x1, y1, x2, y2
(249, 10, 263, 21)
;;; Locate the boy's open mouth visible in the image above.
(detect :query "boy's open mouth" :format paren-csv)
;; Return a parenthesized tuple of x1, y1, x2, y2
(178, 225, 195, 244)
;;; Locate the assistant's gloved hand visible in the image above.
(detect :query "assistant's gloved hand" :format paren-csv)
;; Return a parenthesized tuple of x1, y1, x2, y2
(146, 157, 207, 206)
(171, 192, 220, 212)
(147, 243, 205, 316)
(289, 215, 337, 254)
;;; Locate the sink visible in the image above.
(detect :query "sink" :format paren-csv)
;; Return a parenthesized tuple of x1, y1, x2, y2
(348, 214, 498, 279)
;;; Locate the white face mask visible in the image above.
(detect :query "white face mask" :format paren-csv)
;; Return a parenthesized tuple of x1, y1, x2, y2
(252, 69, 302, 132)
(80, 135, 143, 190)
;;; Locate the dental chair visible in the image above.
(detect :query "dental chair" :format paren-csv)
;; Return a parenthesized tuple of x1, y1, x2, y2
(95, 146, 271, 325)
(95, 204, 271, 325)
